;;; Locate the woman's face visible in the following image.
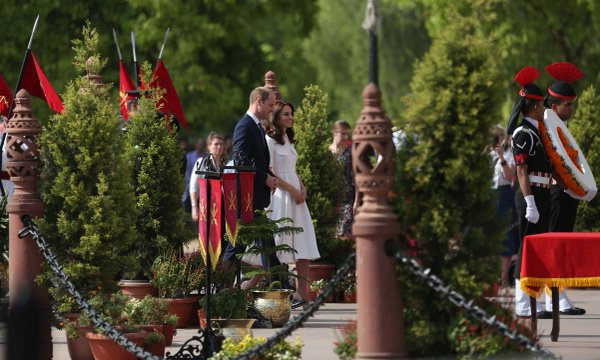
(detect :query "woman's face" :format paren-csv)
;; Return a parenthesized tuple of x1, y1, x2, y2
(333, 128, 350, 144)
(209, 138, 225, 157)
(278, 105, 293, 131)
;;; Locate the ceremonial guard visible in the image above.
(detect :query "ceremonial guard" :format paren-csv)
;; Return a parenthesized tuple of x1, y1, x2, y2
(507, 66, 553, 318)
(542, 62, 586, 315)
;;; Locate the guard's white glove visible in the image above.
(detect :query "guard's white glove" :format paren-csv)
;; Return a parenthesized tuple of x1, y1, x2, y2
(565, 188, 597, 202)
(524, 195, 539, 224)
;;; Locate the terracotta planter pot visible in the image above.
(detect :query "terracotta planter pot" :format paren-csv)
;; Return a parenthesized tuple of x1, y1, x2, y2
(162, 324, 174, 346)
(343, 292, 357, 303)
(306, 263, 335, 301)
(167, 296, 200, 328)
(85, 332, 145, 360)
(66, 326, 93, 360)
(118, 280, 158, 300)
(144, 341, 165, 358)
(197, 309, 207, 330)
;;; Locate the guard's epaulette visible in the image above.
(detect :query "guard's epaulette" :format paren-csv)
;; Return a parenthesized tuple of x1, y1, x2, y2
(512, 125, 540, 156)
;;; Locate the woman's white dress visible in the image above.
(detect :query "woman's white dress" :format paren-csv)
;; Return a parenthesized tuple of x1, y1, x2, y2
(243, 135, 320, 265)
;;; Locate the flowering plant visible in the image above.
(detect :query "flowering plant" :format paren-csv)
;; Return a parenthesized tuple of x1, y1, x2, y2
(150, 249, 205, 297)
(334, 320, 357, 360)
(210, 335, 303, 360)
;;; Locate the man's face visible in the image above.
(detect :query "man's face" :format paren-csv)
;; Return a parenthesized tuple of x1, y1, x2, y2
(552, 100, 574, 121)
(258, 93, 276, 120)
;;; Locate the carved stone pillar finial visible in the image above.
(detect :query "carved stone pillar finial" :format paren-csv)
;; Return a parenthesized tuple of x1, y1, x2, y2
(264, 70, 281, 100)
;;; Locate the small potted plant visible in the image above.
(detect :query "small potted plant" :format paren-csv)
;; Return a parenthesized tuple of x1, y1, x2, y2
(337, 276, 356, 303)
(124, 294, 177, 346)
(309, 279, 334, 303)
(80, 293, 146, 360)
(150, 249, 205, 327)
(142, 330, 166, 358)
(162, 314, 179, 346)
(235, 211, 303, 327)
(199, 288, 254, 341)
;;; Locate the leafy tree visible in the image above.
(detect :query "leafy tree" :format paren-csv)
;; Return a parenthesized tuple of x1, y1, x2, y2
(38, 25, 137, 312)
(392, 9, 505, 355)
(570, 85, 600, 232)
(122, 63, 189, 278)
(294, 85, 344, 264)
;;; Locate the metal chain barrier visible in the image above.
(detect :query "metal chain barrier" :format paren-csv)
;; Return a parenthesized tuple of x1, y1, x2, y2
(394, 250, 559, 359)
(227, 252, 356, 360)
(19, 215, 160, 360)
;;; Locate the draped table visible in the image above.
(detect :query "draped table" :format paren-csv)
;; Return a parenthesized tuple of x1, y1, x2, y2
(519, 232, 600, 341)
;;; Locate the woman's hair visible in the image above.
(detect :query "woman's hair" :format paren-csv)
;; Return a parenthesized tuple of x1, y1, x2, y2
(332, 120, 351, 133)
(207, 131, 224, 145)
(267, 100, 295, 145)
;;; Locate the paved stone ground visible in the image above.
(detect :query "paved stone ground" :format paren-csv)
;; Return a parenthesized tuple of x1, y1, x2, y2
(47, 289, 600, 359)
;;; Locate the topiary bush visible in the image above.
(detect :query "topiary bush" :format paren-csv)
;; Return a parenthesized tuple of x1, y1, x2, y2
(392, 9, 507, 356)
(570, 85, 600, 232)
(123, 64, 189, 278)
(294, 85, 344, 264)
(39, 24, 137, 312)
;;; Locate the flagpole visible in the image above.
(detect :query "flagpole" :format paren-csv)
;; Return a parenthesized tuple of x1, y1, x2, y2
(112, 29, 123, 61)
(130, 32, 139, 88)
(157, 28, 170, 61)
(1, 14, 39, 197)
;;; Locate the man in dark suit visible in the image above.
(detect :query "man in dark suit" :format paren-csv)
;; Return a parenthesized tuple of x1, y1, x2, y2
(223, 87, 279, 286)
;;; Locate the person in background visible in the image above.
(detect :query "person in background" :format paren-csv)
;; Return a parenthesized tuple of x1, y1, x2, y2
(486, 125, 518, 290)
(182, 137, 207, 213)
(189, 133, 225, 221)
(329, 120, 357, 239)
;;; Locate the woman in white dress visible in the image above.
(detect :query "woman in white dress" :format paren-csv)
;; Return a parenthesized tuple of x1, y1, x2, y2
(246, 100, 320, 302)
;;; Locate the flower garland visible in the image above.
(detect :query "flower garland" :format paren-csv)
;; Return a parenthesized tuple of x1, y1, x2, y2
(538, 120, 586, 196)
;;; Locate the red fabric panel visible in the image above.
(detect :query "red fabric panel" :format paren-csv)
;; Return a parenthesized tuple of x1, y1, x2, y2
(0, 74, 12, 117)
(118, 60, 136, 120)
(208, 178, 222, 269)
(222, 173, 239, 246)
(18, 51, 63, 113)
(150, 60, 187, 130)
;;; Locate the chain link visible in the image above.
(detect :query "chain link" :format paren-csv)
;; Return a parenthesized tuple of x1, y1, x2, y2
(395, 251, 559, 359)
(19, 216, 160, 360)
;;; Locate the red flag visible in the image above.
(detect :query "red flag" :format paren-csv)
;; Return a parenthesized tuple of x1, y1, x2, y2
(222, 173, 239, 246)
(197, 178, 209, 267)
(0, 74, 12, 117)
(240, 172, 255, 224)
(208, 178, 222, 269)
(18, 51, 63, 113)
(119, 60, 136, 120)
(150, 59, 188, 130)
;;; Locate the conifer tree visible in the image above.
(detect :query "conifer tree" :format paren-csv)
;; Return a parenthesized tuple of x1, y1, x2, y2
(123, 65, 188, 277)
(294, 85, 344, 262)
(39, 24, 137, 311)
(392, 10, 505, 355)
(570, 85, 600, 232)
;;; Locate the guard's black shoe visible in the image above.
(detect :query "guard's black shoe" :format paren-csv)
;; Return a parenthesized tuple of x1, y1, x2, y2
(537, 310, 553, 319)
(560, 307, 586, 315)
(291, 300, 306, 310)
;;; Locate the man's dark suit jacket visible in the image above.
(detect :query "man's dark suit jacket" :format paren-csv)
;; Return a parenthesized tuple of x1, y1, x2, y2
(232, 113, 273, 210)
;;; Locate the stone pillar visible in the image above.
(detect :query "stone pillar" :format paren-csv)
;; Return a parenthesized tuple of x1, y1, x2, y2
(6, 89, 50, 358)
(264, 70, 281, 100)
(352, 83, 405, 359)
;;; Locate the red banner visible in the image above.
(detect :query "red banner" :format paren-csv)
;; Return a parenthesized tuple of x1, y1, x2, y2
(118, 60, 136, 120)
(208, 178, 222, 269)
(222, 173, 239, 247)
(18, 51, 63, 113)
(240, 171, 255, 223)
(0, 74, 12, 117)
(197, 178, 208, 267)
(149, 59, 188, 130)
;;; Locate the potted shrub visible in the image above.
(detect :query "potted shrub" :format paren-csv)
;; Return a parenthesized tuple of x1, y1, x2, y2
(79, 293, 146, 360)
(338, 276, 357, 303)
(150, 249, 204, 327)
(121, 65, 189, 288)
(211, 335, 303, 360)
(235, 211, 302, 327)
(38, 23, 137, 316)
(309, 279, 335, 303)
(142, 330, 166, 358)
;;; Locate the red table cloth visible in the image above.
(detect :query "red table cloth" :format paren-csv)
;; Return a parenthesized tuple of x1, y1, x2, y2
(519, 232, 600, 297)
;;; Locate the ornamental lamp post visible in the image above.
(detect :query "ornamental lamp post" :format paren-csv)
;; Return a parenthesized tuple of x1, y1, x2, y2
(352, 0, 406, 358)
